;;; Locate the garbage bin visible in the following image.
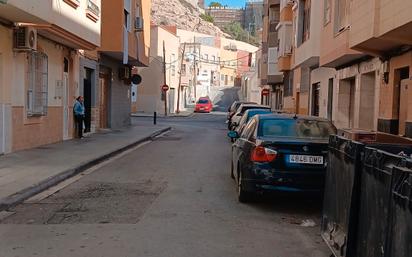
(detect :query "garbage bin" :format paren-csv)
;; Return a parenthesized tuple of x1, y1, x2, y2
(322, 130, 412, 257)
(355, 146, 411, 257)
(321, 135, 364, 257)
(388, 162, 412, 257)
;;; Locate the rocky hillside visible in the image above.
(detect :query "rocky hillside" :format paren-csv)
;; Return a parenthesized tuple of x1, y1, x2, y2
(151, 0, 225, 36)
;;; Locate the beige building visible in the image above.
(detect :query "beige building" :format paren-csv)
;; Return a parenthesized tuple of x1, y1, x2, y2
(349, 0, 412, 136)
(135, 25, 180, 115)
(0, 0, 100, 153)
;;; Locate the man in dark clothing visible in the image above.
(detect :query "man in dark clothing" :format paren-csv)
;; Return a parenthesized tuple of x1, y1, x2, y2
(73, 96, 85, 138)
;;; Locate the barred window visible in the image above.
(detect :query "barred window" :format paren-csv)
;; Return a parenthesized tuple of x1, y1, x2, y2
(27, 52, 48, 116)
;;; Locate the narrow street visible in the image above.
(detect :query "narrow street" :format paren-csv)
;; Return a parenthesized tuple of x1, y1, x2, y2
(0, 114, 329, 257)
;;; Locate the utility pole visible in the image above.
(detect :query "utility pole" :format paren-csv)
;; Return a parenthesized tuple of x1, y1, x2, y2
(163, 41, 167, 116)
(176, 42, 186, 113)
(193, 36, 198, 100)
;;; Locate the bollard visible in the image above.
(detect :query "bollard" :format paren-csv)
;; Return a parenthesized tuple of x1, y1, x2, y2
(153, 111, 157, 125)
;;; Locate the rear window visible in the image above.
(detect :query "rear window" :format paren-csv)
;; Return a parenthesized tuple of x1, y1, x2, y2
(258, 119, 336, 139)
(198, 99, 209, 104)
(247, 110, 271, 120)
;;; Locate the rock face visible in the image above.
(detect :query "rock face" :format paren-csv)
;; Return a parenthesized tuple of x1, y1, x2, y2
(151, 0, 225, 36)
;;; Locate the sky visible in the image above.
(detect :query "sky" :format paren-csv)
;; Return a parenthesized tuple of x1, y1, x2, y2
(205, 0, 246, 8)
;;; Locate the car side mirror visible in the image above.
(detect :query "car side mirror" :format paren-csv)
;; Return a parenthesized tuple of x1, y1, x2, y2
(227, 131, 239, 139)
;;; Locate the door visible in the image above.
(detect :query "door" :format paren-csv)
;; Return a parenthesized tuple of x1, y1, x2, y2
(169, 88, 175, 114)
(295, 92, 300, 114)
(327, 78, 333, 120)
(0, 53, 4, 155)
(63, 72, 69, 140)
(83, 78, 92, 132)
(99, 74, 109, 129)
(311, 83, 320, 116)
(399, 79, 409, 136)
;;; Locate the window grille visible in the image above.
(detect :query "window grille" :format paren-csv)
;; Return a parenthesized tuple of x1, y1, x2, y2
(27, 52, 48, 116)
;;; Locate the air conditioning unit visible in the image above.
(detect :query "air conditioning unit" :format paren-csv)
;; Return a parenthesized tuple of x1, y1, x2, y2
(135, 17, 144, 32)
(13, 27, 37, 51)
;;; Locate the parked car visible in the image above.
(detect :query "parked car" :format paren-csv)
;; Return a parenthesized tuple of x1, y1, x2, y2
(228, 114, 337, 202)
(195, 97, 213, 113)
(227, 101, 256, 129)
(229, 104, 271, 130)
(228, 109, 272, 142)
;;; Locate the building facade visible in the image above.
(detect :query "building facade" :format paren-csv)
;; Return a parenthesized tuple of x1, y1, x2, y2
(206, 7, 245, 29)
(98, 0, 150, 128)
(135, 25, 180, 115)
(0, 0, 100, 153)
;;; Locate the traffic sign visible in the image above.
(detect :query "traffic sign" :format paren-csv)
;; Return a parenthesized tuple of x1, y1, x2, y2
(162, 84, 169, 91)
(262, 89, 270, 96)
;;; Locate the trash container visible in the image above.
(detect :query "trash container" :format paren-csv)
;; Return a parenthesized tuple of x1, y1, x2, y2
(322, 130, 412, 257)
(321, 135, 364, 257)
(355, 146, 411, 257)
(388, 162, 412, 257)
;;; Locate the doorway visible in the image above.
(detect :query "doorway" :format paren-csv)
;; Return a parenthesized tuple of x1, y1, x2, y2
(394, 67, 410, 135)
(83, 68, 93, 133)
(63, 58, 69, 140)
(169, 88, 175, 114)
(359, 72, 376, 130)
(99, 72, 110, 129)
(311, 83, 320, 116)
(295, 92, 300, 114)
(0, 53, 4, 155)
(338, 78, 356, 128)
(327, 78, 333, 121)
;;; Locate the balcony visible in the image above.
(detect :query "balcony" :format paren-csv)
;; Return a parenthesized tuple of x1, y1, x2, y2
(349, 0, 412, 56)
(86, 0, 100, 22)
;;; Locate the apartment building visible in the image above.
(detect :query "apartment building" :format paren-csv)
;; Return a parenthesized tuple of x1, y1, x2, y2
(349, 0, 412, 137)
(98, 0, 150, 128)
(206, 7, 245, 29)
(320, 0, 379, 130)
(0, 0, 100, 153)
(135, 25, 180, 115)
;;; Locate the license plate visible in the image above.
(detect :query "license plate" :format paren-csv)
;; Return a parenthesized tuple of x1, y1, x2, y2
(289, 155, 323, 164)
(200, 107, 204, 110)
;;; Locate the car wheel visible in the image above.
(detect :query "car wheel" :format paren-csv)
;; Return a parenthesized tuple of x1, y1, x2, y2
(237, 169, 253, 203)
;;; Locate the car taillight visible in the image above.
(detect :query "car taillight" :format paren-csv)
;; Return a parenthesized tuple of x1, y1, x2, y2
(251, 146, 277, 162)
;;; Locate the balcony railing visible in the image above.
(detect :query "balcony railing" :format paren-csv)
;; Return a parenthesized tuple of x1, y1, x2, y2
(86, 0, 100, 22)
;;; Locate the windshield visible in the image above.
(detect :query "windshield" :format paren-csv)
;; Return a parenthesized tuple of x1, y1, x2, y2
(198, 99, 209, 104)
(258, 119, 336, 139)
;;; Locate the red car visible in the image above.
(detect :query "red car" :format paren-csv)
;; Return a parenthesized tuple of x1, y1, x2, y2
(195, 98, 213, 113)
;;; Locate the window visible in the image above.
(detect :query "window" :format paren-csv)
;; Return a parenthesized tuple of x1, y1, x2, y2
(324, 0, 331, 25)
(204, 54, 208, 61)
(212, 55, 215, 63)
(86, 0, 100, 22)
(63, 0, 80, 9)
(231, 76, 234, 82)
(302, 0, 311, 44)
(124, 0, 132, 32)
(181, 64, 186, 76)
(221, 74, 225, 81)
(27, 52, 48, 116)
(334, 0, 348, 33)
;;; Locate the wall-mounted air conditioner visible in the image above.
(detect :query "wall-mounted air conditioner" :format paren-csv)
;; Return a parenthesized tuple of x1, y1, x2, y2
(13, 27, 37, 51)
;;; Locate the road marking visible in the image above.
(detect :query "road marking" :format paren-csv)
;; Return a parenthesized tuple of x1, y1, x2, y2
(24, 132, 169, 204)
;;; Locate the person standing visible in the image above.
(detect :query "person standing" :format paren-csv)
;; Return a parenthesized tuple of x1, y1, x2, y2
(73, 96, 85, 139)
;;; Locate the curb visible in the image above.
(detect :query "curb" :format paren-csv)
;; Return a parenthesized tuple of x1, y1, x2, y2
(0, 126, 172, 212)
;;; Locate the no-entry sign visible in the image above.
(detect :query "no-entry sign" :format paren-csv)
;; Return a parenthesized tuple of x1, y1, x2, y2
(162, 84, 169, 91)
(262, 89, 270, 96)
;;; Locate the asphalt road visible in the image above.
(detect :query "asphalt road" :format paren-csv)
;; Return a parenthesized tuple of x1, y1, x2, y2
(0, 113, 330, 257)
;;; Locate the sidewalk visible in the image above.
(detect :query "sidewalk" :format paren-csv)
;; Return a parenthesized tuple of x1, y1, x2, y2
(131, 108, 194, 118)
(0, 124, 171, 211)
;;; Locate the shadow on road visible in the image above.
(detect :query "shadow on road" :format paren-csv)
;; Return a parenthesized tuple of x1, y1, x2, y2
(251, 193, 323, 215)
